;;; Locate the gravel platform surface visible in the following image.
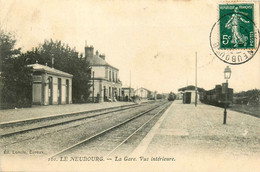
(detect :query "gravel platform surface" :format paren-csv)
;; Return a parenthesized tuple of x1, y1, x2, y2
(134, 100, 260, 172)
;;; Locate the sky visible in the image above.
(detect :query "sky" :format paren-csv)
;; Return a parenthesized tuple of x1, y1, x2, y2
(0, 0, 259, 93)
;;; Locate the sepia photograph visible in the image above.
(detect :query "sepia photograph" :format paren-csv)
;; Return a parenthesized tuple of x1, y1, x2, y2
(0, 0, 259, 171)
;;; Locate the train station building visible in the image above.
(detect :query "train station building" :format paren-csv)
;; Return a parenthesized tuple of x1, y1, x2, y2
(29, 62, 73, 105)
(84, 45, 122, 102)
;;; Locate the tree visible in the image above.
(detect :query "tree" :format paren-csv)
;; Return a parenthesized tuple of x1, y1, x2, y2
(23, 39, 92, 103)
(234, 89, 260, 105)
(0, 30, 20, 71)
(0, 29, 32, 108)
(246, 89, 260, 105)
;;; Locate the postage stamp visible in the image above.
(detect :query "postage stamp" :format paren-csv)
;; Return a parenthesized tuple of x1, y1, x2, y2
(219, 4, 254, 49)
(210, 3, 260, 65)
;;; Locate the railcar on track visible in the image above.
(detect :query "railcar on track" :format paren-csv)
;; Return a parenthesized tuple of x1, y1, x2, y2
(200, 84, 233, 107)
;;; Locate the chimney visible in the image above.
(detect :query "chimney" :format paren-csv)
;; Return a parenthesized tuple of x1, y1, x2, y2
(95, 50, 99, 56)
(52, 57, 54, 68)
(99, 54, 106, 60)
(85, 45, 94, 59)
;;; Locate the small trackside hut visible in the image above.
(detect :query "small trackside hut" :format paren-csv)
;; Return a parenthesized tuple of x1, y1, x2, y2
(28, 63, 73, 105)
(178, 85, 204, 104)
(122, 87, 135, 101)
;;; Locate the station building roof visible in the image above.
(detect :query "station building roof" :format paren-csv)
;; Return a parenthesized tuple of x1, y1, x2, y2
(134, 87, 152, 93)
(86, 54, 118, 70)
(28, 63, 73, 78)
(178, 85, 204, 92)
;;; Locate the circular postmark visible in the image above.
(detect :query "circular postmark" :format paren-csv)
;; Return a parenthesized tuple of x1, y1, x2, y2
(210, 6, 260, 65)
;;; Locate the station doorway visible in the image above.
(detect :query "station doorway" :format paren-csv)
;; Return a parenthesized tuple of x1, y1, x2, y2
(66, 79, 69, 104)
(183, 92, 191, 104)
(58, 78, 61, 104)
(103, 86, 106, 101)
(48, 77, 53, 105)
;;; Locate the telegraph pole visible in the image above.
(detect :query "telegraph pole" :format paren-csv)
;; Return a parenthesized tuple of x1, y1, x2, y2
(92, 71, 95, 103)
(195, 52, 198, 107)
(129, 71, 131, 101)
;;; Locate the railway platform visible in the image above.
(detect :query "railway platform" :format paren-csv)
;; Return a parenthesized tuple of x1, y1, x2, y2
(131, 100, 260, 172)
(0, 101, 135, 125)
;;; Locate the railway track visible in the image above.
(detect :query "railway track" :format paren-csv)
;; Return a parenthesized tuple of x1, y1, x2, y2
(0, 101, 170, 158)
(0, 103, 159, 148)
(0, 103, 149, 138)
(50, 101, 171, 158)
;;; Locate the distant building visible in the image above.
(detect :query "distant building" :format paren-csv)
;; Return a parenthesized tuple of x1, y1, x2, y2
(85, 45, 122, 102)
(122, 87, 134, 101)
(28, 63, 73, 105)
(134, 87, 153, 99)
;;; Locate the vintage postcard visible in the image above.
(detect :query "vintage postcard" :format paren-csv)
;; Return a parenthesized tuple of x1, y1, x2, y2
(0, 0, 259, 172)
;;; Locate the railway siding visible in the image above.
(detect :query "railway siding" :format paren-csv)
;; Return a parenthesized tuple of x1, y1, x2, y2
(0, 102, 136, 125)
(0, 104, 143, 137)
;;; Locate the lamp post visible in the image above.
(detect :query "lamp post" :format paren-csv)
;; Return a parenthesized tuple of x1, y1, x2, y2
(223, 66, 231, 124)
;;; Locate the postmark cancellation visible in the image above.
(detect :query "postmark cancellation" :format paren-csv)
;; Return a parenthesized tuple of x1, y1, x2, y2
(210, 3, 260, 65)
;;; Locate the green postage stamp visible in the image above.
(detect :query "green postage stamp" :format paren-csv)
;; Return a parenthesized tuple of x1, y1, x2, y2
(210, 3, 259, 65)
(219, 4, 254, 49)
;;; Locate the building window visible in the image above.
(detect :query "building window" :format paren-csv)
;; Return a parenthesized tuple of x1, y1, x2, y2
(105, 67, 108, 79)
(109, 71, 111, 81)
(109, 87, 111, 97)
(112, 71, 114, 82)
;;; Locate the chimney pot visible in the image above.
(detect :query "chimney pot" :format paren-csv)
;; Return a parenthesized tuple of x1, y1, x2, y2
(99, 54, 106, 60)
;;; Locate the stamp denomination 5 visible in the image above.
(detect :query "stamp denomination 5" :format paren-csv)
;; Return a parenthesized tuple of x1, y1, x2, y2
(210, 3, 260, 65)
